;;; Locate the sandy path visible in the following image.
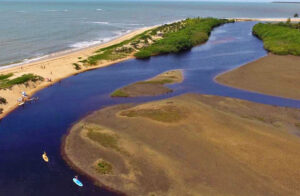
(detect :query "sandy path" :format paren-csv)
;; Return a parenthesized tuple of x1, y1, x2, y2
(0, 26, 154, 119)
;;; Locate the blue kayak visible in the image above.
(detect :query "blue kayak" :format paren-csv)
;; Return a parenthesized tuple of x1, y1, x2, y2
(73, 178, 83, 187)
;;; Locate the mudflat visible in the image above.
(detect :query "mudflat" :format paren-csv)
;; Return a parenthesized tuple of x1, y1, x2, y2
(111, 69, 183, 97)
(216, 54, 300, 100)
(63, 93, 300, 196)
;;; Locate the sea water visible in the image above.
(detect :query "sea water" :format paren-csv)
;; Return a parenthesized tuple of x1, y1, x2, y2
(1, 0, 300, 67)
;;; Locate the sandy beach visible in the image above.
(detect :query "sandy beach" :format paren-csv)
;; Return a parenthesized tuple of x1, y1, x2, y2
(0, 26, 154, 120)
(216, 53, 300, 100)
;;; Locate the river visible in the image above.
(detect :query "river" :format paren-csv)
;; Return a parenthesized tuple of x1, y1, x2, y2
(0, 21, 300, 195)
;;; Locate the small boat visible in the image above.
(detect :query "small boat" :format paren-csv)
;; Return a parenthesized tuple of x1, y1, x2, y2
(18, 102, 25, 106)
(42, 152, 49, 162)
(73, 176, 83, 187)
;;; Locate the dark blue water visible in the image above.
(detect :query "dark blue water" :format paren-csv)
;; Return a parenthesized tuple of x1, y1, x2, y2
(1, 22, 300, 196)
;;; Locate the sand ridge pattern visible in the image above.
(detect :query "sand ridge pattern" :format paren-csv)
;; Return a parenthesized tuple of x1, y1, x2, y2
(63, 93, 300, 196)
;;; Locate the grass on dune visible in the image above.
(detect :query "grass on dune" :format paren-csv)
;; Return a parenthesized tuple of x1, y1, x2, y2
(253, 22, 300, 55)
(82, 17, 232, 65)
(111, 89, 129, 97)
(135, 18, 232, 59)
(0, 73, 44, 89)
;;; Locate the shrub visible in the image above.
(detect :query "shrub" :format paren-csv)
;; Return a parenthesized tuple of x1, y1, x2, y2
(253, 23, 300, 55)
(73, 63, 81, 70)
(0, 97, 7, 105)
(96, 160, 112, 174)
(0, 74, 43, 89)
(135, 18, 231, 59)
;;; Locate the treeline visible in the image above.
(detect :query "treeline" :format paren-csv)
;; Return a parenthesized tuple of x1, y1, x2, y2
(135, 18, 232, 59)
(253, 23, 300, 55)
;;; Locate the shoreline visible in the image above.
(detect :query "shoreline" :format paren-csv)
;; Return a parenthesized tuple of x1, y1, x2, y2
(0, 26, 154, 120)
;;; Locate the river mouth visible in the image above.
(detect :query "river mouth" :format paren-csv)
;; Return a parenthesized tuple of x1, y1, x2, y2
(1, 22, 300, 195)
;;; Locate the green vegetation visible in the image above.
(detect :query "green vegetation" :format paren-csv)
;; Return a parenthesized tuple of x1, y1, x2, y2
(253, 22, 300, 55)
(120, 105, 185, 123)
(0, 97, 7, 105)
(137, 79, 174, 85)
(81, 18, 231, 65)
(0, 73, 44, 89)
(0, 73, 13, 80)
(73, 63, 81, 70)
(111, 89, 129, 97)
(0, 108, 3, 114)
(95, 160, 113, 174)
(135, 18, 231, 59)
(86, 129, 121, 151)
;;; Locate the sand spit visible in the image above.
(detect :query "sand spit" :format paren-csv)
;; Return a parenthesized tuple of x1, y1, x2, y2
(216, 53, 300, 100)
(63, 93, 300, 196)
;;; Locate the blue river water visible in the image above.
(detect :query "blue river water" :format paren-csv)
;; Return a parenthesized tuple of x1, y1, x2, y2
(0, 22, 300, 195)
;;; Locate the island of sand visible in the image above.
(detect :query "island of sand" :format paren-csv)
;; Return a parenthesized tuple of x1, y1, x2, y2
(111, 70, 183, 97)
(63, 93, 300, 196)
(216, 53, 300, 100)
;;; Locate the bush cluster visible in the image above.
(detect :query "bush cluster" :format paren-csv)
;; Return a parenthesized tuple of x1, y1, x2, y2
(253, 23, 300, 55)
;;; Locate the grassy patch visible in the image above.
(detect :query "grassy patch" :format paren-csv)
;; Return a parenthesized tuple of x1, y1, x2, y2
(82, 17, 231, 65)
(0, 97, 7, 105)
(95, 160, 113, 174)
(0, 108, 2, 114)
(0, 74, 44, 89)
(137, 79, 174, 85)
(87, 129, 121, 151)
(111, 89, 129, 97)
(0, 73, 13, 80)
(120, 105, 185, 123)
(135, 18, 231, 59)
(253, 23, 300, 55)
(73, 63, 81, 70)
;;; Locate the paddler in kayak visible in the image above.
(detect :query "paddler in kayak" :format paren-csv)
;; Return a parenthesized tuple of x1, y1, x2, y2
(42, 151, 49, 162)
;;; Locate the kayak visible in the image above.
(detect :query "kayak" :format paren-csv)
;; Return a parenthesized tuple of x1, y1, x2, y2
(73, 178, 83, 187)
(18, 102, 25, 106)
(42, 153, 49, 162)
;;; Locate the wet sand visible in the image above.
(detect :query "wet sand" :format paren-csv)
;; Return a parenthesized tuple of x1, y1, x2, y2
(216, 54, 300, 100)
(63, 93, 300, 196)
(0, 27, 154, 119)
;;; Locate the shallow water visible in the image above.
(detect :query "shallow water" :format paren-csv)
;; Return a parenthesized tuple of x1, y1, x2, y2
(0, 22, 300, 195)
(2, 0, 300, 66)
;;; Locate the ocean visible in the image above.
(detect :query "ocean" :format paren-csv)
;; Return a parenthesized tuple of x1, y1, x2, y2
(1, 0, 300, 67)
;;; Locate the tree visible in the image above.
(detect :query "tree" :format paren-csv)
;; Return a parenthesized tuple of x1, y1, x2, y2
(286, 17, 291, 25)
(294, 13, 299, 18)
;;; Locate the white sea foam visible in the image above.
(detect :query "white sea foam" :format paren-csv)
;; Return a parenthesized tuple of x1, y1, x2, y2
(0, 55, 49, 70)
(90, 21, 110, 25)
(96, 8, 103, 11)
(45, 9, 69, 12)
